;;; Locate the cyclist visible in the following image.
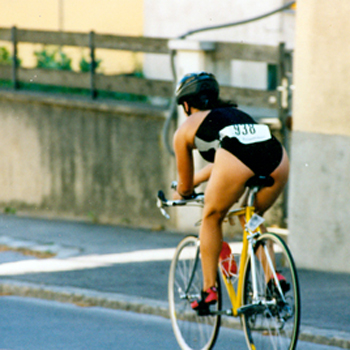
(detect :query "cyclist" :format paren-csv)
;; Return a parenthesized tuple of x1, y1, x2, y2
(172, 72, 289, 314)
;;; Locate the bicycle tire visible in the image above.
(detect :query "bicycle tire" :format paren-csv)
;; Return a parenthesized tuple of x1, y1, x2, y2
(241, 232, 300, 350)
(168, 235, 221, 350)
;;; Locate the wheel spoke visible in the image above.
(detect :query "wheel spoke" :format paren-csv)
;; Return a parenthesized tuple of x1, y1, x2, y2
(168, 236, 221, 350)
(241, 233, 300, 350)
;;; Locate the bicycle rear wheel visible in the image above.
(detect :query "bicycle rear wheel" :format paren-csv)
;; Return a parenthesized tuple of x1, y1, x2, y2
(168, 235, 221, 350)
(242, 232, 300, 350)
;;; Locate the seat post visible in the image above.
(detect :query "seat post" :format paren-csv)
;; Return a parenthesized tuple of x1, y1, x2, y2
(247, 186, 259, 207)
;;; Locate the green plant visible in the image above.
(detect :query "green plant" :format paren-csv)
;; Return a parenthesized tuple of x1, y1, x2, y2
(34, 47, 72, 70)
(0, 47, 12, 65)
(79, 56, 102, 72)
(4, 207, 16, 215)
(87, 211, 99, 224)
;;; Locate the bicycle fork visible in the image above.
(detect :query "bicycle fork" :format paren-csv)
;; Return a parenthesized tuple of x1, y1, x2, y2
(248, 236, 259, 302)
(242, 234, 289, 315)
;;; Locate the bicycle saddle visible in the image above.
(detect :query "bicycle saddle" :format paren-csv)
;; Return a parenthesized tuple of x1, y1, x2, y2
(245, 175, 274, 188)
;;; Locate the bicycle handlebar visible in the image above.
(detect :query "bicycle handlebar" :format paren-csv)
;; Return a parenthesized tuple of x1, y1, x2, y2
(157, 190, 204, 219)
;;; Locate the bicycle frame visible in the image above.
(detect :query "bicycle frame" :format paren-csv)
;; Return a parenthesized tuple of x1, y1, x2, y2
(221, 203, 259, 316)
(161, 182, 301, 350)
(157, 185, 286, 316)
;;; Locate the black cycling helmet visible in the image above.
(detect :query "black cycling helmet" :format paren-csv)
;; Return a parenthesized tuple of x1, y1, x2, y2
(175, 72, 219, 106)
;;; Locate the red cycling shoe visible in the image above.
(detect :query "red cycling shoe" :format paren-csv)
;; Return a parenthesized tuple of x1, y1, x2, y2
(268, 272, 290, 294)
(191, 286, 218, 316)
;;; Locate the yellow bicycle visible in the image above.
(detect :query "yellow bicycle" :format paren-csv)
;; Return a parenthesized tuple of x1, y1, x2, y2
(157, 175, 300, 350)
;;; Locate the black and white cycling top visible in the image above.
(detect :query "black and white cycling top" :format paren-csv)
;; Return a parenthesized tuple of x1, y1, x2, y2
(194, 107, 283, 175)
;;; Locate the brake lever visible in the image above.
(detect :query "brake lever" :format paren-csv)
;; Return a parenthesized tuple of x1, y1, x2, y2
(160, 207, 170, 219)
(157, 191, 170, 219)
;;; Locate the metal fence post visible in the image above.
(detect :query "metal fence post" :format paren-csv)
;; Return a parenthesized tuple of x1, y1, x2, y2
(89, 31, 97, 99)
(277, 42, 292, 226)
(11, 26, 19, 90)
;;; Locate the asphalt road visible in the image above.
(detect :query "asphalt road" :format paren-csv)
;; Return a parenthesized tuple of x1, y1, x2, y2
(2, 258, 350, 333)
(0, 214, 349, 348)
(0, 296, 346, 350)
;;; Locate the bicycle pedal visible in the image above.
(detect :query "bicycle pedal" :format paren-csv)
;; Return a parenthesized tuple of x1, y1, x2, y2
(237, 303, 265, 316)
(194, 305, 211, 317)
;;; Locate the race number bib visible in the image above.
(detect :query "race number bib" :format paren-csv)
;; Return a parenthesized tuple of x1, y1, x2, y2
(219, 124, 271, 144)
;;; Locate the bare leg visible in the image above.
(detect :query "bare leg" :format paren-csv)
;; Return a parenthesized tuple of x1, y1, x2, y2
(255, 149, 289, 281)
(254, 148, 289, 214)
(242, 148, 289, 281)
(200, 147, 289, 291)
(200, 149, 254, 291)
(199, 211, 225, 291)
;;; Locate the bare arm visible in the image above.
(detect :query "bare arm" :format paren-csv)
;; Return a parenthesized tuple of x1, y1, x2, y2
(173, 127, 194, 197)
(173, 110, 210, 198)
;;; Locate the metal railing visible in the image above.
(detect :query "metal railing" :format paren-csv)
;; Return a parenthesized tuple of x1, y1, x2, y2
(0, 26, 290, 112)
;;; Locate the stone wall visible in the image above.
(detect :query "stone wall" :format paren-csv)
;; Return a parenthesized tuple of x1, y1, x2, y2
(0, 90, 285, 235)
(0, 91, 174, 228)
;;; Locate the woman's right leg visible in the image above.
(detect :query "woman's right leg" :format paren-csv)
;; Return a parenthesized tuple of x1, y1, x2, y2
(200, 149, 254, 291)
(253, 147, 289, 281)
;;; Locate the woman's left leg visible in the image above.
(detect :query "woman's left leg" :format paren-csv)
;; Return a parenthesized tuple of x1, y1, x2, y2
(200, 148, 254, 291)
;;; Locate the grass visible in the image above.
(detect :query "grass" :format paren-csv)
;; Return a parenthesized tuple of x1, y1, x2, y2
(0, 245, 56, 259)
(0, 79, 150, 103)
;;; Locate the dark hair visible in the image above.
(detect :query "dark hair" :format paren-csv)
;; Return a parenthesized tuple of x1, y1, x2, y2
(184, 95, 238, 110)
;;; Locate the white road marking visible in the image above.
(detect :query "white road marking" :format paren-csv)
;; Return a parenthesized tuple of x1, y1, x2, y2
(0, 243, 243, 276)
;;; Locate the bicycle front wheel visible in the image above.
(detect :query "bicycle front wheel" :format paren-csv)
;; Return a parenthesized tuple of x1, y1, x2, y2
(168, 235, 221, 350)
(242, 232, 300, 350)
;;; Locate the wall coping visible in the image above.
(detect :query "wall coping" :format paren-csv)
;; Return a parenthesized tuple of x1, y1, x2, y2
(0, 90, 168, 119)
(168, 39, 216, 52)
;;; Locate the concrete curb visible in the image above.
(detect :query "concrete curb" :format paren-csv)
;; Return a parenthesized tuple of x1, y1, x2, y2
(0, 235, 81, 258)
(0, 279, 349, 349)
(0, 279, 169, 318)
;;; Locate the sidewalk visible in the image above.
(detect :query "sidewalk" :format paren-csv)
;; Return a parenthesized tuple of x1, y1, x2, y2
(0, 214, 349, 349)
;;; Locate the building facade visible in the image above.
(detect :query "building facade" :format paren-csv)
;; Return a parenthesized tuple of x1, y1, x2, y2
(289, 0, 350, 272)
(143, 0, 295, 88)
(0, 0, 144, 74)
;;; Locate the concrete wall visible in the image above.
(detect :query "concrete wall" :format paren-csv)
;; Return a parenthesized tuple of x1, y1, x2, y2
(0, 91, 174, 228)
(289, 0, 350, 272)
